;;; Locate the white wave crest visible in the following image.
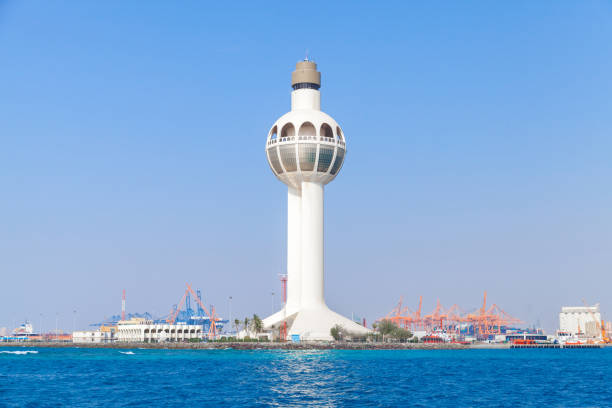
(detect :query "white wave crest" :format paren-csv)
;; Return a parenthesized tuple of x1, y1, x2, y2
(119, 351, 135, 355)
(0, 350, 39, 355)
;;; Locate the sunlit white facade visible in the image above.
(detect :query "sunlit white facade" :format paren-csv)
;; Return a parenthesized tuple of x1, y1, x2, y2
(116, 318, 202, 343)
(559, 305, 602, 338)
(73, 330, 114, 343)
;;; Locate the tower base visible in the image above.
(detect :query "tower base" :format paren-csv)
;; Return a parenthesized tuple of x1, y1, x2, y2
(263, 306, 370, 341)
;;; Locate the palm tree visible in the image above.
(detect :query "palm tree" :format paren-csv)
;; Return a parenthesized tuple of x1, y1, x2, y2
(243, 317, 250, 335)
(252, 314, 263, 333)
(234, 319, 240, 334)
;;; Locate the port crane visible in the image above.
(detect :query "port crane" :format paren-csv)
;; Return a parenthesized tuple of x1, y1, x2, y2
(379, 292, 522, 339)
(166, 283, 221, 339)
(383, 296, 424, 331)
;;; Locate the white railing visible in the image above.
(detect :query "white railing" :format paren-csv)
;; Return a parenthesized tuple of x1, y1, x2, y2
(267, 136, 346, 147)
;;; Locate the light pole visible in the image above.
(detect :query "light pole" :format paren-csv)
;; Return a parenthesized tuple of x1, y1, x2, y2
(271, 292, 275, 314)
(228, 296, 232, 333)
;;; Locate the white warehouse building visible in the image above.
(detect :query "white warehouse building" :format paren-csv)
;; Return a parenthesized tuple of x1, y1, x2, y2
(116, 318, 202, 343)
(73, 330, 114, 343)
(559, 305, 602, 338)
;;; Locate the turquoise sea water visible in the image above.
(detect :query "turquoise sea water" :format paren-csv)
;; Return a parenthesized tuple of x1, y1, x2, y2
(1, 347, 611, 407)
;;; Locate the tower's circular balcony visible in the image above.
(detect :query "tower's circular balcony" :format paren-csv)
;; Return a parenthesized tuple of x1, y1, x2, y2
(267, 135, 346, 149)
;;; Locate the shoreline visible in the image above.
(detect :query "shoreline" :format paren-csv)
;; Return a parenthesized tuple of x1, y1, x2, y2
(0, 341, 495, 350)
(5, 342, 608, 350)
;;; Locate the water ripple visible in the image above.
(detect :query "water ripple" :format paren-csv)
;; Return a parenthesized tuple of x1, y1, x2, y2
(0, 348, 611, 407)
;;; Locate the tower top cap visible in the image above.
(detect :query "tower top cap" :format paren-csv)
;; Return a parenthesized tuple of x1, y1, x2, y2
(291, 60, 321, 87)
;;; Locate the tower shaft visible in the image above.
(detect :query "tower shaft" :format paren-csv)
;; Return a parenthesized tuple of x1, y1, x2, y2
(291, 88, 320, 110)
(285, 187, 302, 314)
(300, 181, 325, 309)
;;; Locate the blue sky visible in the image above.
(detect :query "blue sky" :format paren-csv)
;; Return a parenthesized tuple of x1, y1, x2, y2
(1, 1, 611, 332)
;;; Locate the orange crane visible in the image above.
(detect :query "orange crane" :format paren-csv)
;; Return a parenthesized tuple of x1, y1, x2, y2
(380, 296, 421, 331)
(463, 291, 489, 339)
(379, 292, 521, 339)
(444, 304, 463, 335)
(486, 303, 522, 335)
(413, 296, 423, 331)
(166, 287, 190, 324)
(186, 283, 221, 339)
(479, 291, 488, 337)
(423, 299, 443, 332)
(384, 296, 404, 327)
(166, 283, 221, 340)
(205, 305, 218, 339)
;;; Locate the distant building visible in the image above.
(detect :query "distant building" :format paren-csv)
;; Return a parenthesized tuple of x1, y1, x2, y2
(559, 305, 601, 337)
(73, 325, 116, 343)
(13, 321, 34, 336)
(1, 321, 43, 342)
(116, 318, 202, 342)
(73, 330, 114, 343)
(502, 333, 548, 343)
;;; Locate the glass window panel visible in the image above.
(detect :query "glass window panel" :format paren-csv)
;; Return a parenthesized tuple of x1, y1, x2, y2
(279, 144, 297, 172)
(317, 146, 334, 173)
(267, 147, 283, 174)
(330, 147, 345, 175)
(298, 143, 317, 171)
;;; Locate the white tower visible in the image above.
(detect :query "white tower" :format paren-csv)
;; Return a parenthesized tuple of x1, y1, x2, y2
(263, 60, 370, 341)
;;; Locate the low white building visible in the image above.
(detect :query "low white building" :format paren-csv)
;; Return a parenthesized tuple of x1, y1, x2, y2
(73, 330, 114, 343)
(559, 305, 602, 338)
(116, 318, 202, 343)
(236, 329, 271, 341)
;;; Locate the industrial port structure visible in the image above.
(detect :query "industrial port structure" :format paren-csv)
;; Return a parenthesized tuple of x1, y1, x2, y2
(381, 292, 524, 340)
(164, 283, 224, 339)
(380, 293, 612, 345)
(72, 284, 227, 343)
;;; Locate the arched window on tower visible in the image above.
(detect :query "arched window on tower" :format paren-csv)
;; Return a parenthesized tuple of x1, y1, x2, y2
(298, 122, 316, 137)
(281, 123, 295, 138)
(336, 126, 344, 141)
(320, 123, 333, 139)
(269, 125, 278, 139)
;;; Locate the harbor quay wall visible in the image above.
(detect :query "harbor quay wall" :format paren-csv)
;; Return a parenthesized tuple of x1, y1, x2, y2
(1, 341, 471, 350)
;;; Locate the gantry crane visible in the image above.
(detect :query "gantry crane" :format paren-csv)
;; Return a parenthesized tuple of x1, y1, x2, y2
(166, 283, 222, 339)
(380, 292, 521, 339)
